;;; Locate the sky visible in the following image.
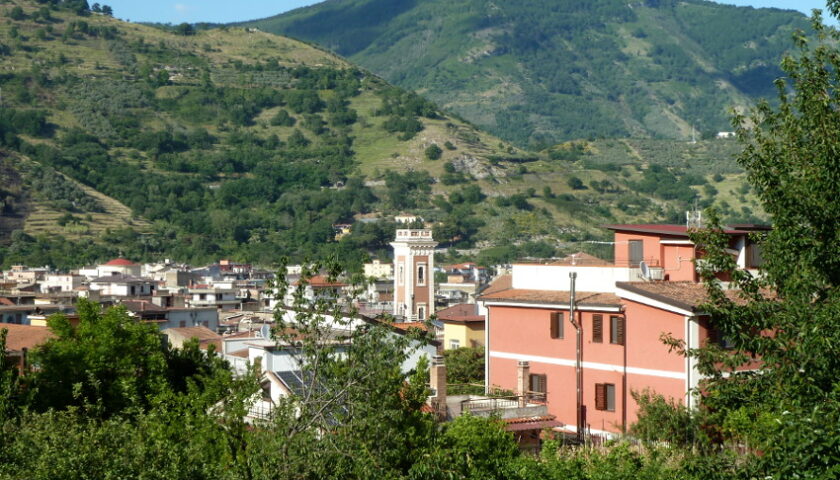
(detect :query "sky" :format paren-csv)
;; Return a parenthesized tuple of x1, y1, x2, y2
(103, 0, 834, 25)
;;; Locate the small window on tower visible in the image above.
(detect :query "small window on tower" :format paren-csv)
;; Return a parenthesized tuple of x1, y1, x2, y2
(417, 264, 426, 286)
(398, 264, 404, 285)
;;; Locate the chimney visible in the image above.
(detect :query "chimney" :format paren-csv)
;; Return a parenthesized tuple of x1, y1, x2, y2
(517, 361, 530, 407)
(429, 355, 447, 420)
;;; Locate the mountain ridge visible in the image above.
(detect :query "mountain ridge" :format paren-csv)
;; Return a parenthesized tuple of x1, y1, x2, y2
(243, 0, 810, 147)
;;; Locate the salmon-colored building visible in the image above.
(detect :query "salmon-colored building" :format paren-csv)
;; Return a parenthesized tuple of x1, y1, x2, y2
(480, 223, 767, 436)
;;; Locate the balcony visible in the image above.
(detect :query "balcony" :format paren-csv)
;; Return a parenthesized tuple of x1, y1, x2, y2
(443, 393, 548, 420)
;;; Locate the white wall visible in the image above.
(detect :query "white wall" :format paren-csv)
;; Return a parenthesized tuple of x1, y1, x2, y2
(511, 264, 643, 293)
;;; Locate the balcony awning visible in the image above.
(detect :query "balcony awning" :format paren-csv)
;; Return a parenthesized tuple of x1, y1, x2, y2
(504, 415, 562, 432)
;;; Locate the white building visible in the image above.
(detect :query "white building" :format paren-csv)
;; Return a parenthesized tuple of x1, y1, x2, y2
(89, 274, 156, 297)
(364, 259, 394, 279)
(96, 258, 142, 278)
(187, 287, 239, 310)
(39, 274, 84, 293)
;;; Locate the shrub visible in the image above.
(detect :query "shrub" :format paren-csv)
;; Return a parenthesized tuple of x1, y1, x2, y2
(425, 143, 442, 160)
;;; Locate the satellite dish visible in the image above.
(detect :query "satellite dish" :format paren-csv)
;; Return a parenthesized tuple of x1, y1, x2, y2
(639, 261, 650, 280)
(259, 323, 272, 340)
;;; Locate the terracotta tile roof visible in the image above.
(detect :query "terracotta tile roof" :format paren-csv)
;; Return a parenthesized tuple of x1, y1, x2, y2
(615, 281, 764, 311)
(228, 349, 250, 358)
(603, 224, 760, 236)
(224, 330, 260, 339)
(480, 288, 621, 308)
(103, 258, 138, 266)
(1, 324, 54, 352)
(480, 274, 512, 296)
(294, 275, 347, 288)
(122, 300, 167, 313)
(0, 298, 15, 306)
(547, 251, 611, 266)
(503, 415, 563, 431)
(392, 321, 429, 332)
(163, 326, 221, 342)
(436, 303, 484, 323)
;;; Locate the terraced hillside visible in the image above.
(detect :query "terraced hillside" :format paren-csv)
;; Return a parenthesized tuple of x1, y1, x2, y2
(0, 1, 761, 270)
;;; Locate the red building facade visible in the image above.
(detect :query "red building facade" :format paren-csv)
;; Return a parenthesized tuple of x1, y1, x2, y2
(480, 224, 765, 436)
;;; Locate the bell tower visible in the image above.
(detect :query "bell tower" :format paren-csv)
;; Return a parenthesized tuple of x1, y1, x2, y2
(391, 229, 437, 320)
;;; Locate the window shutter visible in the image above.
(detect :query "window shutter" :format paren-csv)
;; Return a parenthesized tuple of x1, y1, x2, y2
(558, 312, 564, 339)
(550, 312, 564, 339)
(613, 316, 625, 345)
(592, 315, 603, 343)
(529, 374, 547, 394)
(595, 383, 606, 410)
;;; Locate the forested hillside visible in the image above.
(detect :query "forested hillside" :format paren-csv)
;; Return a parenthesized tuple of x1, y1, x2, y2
(246, 0, 809, 147)
(0, 0, 761, 270)
(0, 0, 525, 268)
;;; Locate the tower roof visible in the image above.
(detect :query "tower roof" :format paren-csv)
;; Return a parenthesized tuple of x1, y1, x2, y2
(103, 258, 138, 266)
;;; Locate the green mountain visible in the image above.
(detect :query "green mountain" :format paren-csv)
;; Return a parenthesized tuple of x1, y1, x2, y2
(244, 0, 809, 147)
(0, 1, 760, 271)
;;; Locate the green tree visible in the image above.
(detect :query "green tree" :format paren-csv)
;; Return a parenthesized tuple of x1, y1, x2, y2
(32, 300, 168, 416)
(666, 8, 840, 477)
(409, 415, 519, 479)
(424, 143, 442, 160)
(174, 22, 195, 36)
(8, 6, 26, 21)
(443, 346, 484, 394)
(0, 329, 21, 422)
(567, 176, 585, 190)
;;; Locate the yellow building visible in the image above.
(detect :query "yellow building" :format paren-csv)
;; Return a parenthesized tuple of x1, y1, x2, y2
(437, 303, 485, 350)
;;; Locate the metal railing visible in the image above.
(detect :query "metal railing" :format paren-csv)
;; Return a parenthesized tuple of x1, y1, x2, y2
(461, 395, 521, 413)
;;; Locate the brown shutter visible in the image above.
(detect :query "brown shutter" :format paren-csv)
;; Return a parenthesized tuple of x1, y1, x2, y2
(592, 315, 603, 343)
(595, 383, 606, 410)
(558, 312, 564, 339)
(529, 374, 547, 394)
(613, 316, 625, 345)
(550, 312, 559, 339)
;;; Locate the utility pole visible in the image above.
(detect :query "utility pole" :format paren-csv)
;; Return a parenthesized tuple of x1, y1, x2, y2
(570, 271, 583, 443)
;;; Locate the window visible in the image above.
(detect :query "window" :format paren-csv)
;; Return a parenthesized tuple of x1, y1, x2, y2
(748, 243, 764, 268)
(609, 316, 625, 345)
(417, 304, 426, 320)
(707, 325, 735, 350)
(592, 315, 603, 343)
(417, 264, 426, 286)
(550, 311, 564, 339)
(629, 239, 643, 266)
(398, 264, 404, 285)
(595, 383, 615, 411)
(179, 320, 186, 328)
(449, 339, 460, 349)
(529, 373, 547, 395)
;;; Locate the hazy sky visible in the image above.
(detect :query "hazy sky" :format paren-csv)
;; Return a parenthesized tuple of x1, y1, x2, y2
(103, 0, 832, 25)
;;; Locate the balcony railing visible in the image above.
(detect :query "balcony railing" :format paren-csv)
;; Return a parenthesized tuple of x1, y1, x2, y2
(459, 391, 546, 414)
